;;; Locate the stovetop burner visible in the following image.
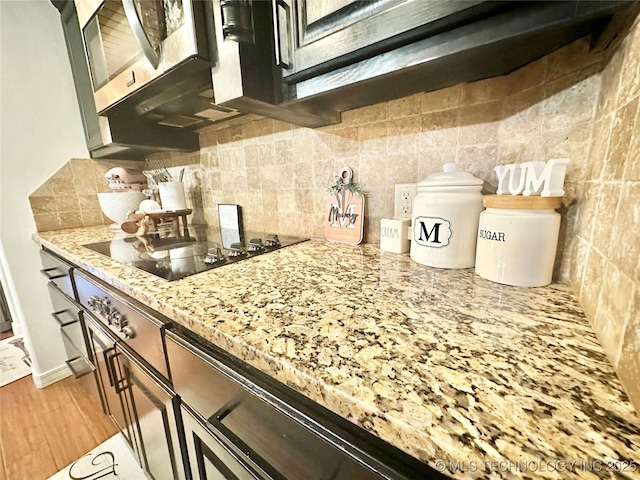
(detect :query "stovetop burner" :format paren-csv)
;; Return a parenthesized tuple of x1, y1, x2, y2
(83, 226, 308, 281)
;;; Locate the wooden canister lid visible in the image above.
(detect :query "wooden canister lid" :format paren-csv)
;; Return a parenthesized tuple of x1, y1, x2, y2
(483, 194, 563, 209)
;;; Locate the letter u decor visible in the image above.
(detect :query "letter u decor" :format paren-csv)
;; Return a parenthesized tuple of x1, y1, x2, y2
(325, 167, 365, 244)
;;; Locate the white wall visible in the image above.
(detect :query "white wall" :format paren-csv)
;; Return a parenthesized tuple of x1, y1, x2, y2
(0, 0, 90, 385)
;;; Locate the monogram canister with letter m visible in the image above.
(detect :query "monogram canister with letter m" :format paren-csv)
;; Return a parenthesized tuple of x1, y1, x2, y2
(410, 163, 484, 269)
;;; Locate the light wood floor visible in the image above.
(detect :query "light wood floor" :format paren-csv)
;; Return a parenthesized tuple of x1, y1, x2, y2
(0, 370, 117, 479)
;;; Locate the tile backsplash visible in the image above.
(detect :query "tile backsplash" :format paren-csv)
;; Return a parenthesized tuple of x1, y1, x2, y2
(31, 19, 639, 410)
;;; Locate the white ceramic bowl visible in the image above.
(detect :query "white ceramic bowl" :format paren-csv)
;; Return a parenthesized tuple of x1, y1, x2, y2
(98, 192, 145, 229)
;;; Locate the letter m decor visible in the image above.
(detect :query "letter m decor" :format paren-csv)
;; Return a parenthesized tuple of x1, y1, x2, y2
(413, 217, 452, 248)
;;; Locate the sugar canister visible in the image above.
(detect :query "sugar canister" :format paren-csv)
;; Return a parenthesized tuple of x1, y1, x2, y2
(410, 163, 484, 268)
(475, 195, 562, 287)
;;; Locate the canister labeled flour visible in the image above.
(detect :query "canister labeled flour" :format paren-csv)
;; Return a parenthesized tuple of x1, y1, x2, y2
(475, 195, 562, 287)
(410, 163, 484, 269)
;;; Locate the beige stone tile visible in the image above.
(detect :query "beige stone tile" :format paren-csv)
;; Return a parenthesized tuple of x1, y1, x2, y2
(418, 148, 454, 180)
(499, 87, 543, 139)
(198, 126, 218, 148)
(455, 145, 498, 184)
(592, 261, 634, 366)
(81, 209, 106, 227)
(419, 110, 458, 149)
(611, 181, 640, 281)
(496, 138, 543, 167)
(506, 57, 547, 95)
(554, 181, 582, 284)
(574, 182, 600, 245)
(547, 37, 603, 81)
(277, 190, 296, 213)
(58, 211, 84, 229)
(259, 143, 277, 167)
(603, 97, 639, 180)
(293, 162, 313, 190)
(34, 213, 61, 232)
(543, 63, 601, 100)
(358, 155, 389, 189)
(274, 138, 293, 164)
(387, 117, 420, 154)
(332, 126, 359, 158)
(358, 121, 388, 156)
(388, 94, 420, 119)
(387, 153, 418, 185)
(77, 194, 99, 210)
(245, 167, 261, 190)
(244, 190, 263, 213)
(312, 159, 335, 189)
(343, 102, 388, 125)
(365, 188, 390, 220)
(597, 43, 625, 117)
(458, 101, 501, 146)
(73, 173, 99, 195)
(542, 71, 600, 132)
(568, 236, 590, 298)
(229, 125, 244, 143)
(617, 287, 640, 411)
(419, 85, 461, 113)
(591, 183, 621, 255)
(262, 190, 278, 213)
(541, 121, 593, 183)
(294, 189, 314, 214)
(243, 144, 260, 168)
(624, 107, 640, 180)
(312, 187, 328, 215)
(586, 113, 614, 181)
(616, 23, 640, 109)
(271, 119, 295, 139)
(30, 181, 53, 197)
(579, 247, 605, 322)
(29, 196, 56, 215)
(309, 131, 333, 162)
(461, 77, 506, 107)
(55, 195, 80, 213)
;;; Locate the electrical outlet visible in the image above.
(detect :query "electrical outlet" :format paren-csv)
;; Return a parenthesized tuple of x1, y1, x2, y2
(394, 183, 417, 219)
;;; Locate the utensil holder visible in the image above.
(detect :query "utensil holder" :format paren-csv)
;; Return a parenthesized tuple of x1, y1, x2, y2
(158, 182, 187, 211)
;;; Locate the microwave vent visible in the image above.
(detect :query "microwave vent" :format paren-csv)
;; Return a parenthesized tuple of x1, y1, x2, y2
(195, 108, 242, 123)
(158, 115, 205, 128)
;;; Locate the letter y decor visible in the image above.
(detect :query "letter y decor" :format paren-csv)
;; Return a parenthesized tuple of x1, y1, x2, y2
(325, 167, 365, 244)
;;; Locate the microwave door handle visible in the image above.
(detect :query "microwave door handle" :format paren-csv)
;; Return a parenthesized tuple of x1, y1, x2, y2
(122, 0, 161, 69)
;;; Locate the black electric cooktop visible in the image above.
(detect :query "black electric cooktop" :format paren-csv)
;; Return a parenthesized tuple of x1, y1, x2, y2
(83, 226, 308, 281)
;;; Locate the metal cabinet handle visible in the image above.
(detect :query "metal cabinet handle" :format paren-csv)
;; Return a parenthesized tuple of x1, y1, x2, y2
(272, 0, 291, 68)
(122, 0, 161, 69)
(51, 309, 78, 327)
(220, 0, 254, 43)
(40, 267, 67, 280)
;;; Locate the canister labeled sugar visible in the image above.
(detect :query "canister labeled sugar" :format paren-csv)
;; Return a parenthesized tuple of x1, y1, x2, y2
(475, 195, 562, 287)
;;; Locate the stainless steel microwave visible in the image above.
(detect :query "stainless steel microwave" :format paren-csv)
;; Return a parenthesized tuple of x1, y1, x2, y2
(75, 0, 212, 114)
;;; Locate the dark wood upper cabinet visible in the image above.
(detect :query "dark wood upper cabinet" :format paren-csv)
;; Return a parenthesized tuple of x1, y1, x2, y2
(275, 0, 508, 82)
(277, 0, 639, 116)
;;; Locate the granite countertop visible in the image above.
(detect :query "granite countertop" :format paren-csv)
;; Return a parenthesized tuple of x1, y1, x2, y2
(35, 226, 640, 479)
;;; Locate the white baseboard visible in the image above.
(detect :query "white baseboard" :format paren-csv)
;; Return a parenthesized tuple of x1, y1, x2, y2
(33, 363, 72, 389)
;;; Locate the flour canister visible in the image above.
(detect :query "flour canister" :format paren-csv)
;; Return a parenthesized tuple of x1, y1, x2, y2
(475, 195, 562, 287)
(410, 163, 484, 268)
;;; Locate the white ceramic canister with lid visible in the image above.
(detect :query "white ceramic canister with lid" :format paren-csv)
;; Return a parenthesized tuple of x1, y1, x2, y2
(475, 195, 562, 287)
(410, 163, 484, 268)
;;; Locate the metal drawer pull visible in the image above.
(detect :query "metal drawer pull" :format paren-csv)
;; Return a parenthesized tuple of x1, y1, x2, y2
(51, 309, 78, 327)
(40, 267, 67, 280)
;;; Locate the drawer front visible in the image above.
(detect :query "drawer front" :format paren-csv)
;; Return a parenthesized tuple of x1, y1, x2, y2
(40, 248, 75, 298)
(48, 282, 93, 377)
(74, 270, 170, 379)
(165, 330, 383, 480)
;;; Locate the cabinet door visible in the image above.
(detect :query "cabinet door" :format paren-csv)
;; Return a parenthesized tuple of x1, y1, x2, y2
(275, 0, 490, 80)
(118, 346, 187, 480)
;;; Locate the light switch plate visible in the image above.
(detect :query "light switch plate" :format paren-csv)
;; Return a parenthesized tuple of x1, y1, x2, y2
(394, 183, 417, 219)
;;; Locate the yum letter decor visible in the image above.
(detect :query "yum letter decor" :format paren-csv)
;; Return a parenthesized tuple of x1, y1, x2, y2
(325, 167, 365, 244)
(495, 158, 569, 196)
